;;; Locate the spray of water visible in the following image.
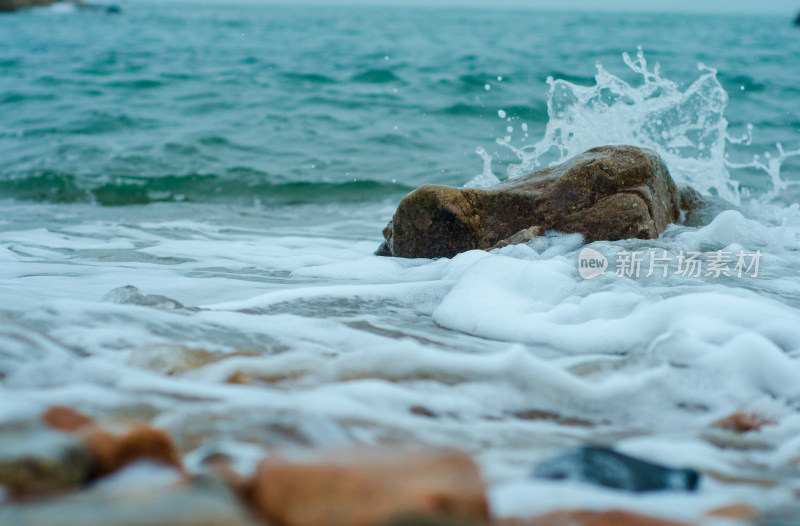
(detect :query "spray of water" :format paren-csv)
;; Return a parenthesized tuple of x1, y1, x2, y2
(467, 48, 800, 205)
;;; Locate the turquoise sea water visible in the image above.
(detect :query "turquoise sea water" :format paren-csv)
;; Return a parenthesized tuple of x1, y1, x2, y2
(2, 2, 800, 520)
(2, 4, 799, 205)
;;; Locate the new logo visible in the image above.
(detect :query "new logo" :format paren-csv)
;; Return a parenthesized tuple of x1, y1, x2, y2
(578, 247, 608, 280)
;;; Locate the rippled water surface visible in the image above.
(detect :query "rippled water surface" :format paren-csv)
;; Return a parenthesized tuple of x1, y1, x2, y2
(2, 2, 800, 520)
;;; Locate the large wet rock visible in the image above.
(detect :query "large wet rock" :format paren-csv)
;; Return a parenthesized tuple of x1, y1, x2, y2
(248, 447, 489, 526)
(378, 146, 681, 259)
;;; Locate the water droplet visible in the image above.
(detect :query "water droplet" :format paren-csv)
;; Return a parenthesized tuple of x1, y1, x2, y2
(498, 109, 507, 118)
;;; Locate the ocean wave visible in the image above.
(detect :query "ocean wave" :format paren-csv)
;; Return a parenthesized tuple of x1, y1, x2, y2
(0, 173, 412, 206)
(350, 69, 402, 84)
(438, 102, 547, 121)
(280, 72, 339, 85)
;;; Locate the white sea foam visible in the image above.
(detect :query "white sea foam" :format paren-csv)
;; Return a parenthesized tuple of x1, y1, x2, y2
(2, 198, 800, 518)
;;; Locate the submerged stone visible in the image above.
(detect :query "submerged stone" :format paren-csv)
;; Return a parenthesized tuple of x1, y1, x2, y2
(41, 406, 184, 480)
(103, 285, 187, 310)
(677, 184, 739, 227)
(500, 509, 689, 525)
(532, 446, 700, 492)
(0, 474, 259, 526)
(0, 425, 93, 498)
(711, 411, 774, 433)
(378, 146, 681, 258)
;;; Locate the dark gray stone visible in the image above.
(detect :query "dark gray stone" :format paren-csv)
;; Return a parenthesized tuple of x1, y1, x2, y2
(533, 446, 700, 493)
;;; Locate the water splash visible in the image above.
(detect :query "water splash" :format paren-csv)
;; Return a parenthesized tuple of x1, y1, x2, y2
(727, 143, 800, 201)
(472, 48, 800, 205)
(465, 146, 500, 188)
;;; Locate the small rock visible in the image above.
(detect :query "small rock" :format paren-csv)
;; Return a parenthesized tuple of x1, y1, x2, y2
(410, 405, 438, 418)
(41, 406, 184, 479)
(378, 146, 681, 258)
(0, 474, 260, 526)
(0, 426, 93, 498)
(226, 370, 251, 385)
(703, 469, 776, 487)
(499, 510, 688, 526)
(703, 503, 758, 521)
(103, 285, 187, 310)
(128, 345, 258, 377)
(81, 425, 183, 478)
(42, 406, 96, 432)
(249, 447, 489, 526)
(711, 412, 773, 433)
(510, 409, 594, 427)
(128, 344, 220, 376)
(533, 446, 699, 492)
(383, 514, 487, 526)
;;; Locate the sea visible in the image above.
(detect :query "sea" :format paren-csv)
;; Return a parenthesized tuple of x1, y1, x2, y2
(2, 0, 800, 520)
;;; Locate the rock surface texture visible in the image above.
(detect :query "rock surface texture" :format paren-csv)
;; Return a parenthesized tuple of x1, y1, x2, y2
(377, 146, 681, 259)
(249, 448, 489, 526)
